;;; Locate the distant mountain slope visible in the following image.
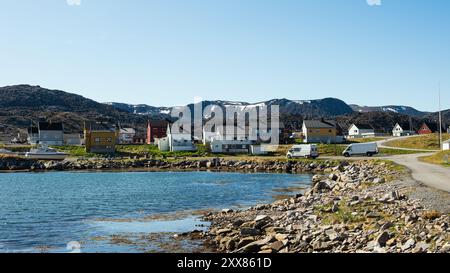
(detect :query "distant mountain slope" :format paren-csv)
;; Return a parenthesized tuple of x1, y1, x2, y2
(107, 97, 355, 118)
(0, 85, 147, 133)
(335, 112, 435, 134)
(350, 104, 428, 117)
(0, 85, 447, 137)
(104, 102, 172, 116)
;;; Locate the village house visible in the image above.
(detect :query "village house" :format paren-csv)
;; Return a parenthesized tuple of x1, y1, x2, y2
(118, 128, 136, 144)
(147, 120, 168, 144)
(202, 124, 256, 154)
(159, 123, 196, 152)
(418, 123, 433, 135)
(203, 124, 251, 144)
(203, 120, 283, 154)
(132, 134, 146, 144)
(64, 133, 82, 146)
(443, 139, 450, 151)
(348, 124, 375, 139)
(392, 123, 416, 137)
(302, 119, 344, 143)
(37, 122, 64, 145)
(84, 122, 118, 153)
(27, 126, 39, 145)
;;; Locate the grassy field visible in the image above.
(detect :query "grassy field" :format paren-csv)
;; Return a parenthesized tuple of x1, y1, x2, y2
(378, 148, 427, 155)
(276, 144, 347, 156)
(419, 151, 450, 167)
(385, 133, 450, 150)
(54, 144, 211, 158)
(0, 144, 33, 152)
(348, 137, 388, 143)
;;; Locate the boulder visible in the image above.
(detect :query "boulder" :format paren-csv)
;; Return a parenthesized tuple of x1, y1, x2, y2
(376, 231, 390, 247)
(240, 228, 261, 236)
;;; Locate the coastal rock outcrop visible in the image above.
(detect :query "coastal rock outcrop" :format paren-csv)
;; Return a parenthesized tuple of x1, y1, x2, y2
(194, 161, 450, 253)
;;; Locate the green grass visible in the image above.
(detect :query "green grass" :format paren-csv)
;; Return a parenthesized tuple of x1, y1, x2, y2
(54, 144, 212, 158)
(0, 144, 33, 152)
(378, 148, 428, 155)
(385, 133, 450, 150)
(315, 200, 365, 225)
(317, 144, 347, 156)
(348, 137, 387, 143)
(419, 151, 450, 167)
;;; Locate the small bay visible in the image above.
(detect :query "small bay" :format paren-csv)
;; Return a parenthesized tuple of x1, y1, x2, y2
(0, 171, 312, 252)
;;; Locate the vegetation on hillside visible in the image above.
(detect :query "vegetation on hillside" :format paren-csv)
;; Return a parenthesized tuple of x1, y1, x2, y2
(419, 151, 450, 167)
(384, 133, 450, 150)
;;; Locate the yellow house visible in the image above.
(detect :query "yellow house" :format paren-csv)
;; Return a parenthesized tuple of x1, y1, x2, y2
(302, 120, 342, 143)
(84, 122, 118, 153)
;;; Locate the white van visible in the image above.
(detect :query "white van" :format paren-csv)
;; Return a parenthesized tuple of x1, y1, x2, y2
(343, 143, 378, 157)
(287, 144, 319, 159)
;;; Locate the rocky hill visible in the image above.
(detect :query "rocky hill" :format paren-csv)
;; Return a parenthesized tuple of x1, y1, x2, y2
(106, 98, 354, 118)
(349, 104, 428, 117)
(0, 85, 148, 134)
(0, 85, 447, 138)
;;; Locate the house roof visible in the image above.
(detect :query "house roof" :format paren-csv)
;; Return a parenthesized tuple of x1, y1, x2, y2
(351, 123, 374, 130)
(303, 120, 336, 129)
(119, 128, 136, 134)
(38, 122, 63, 131)
(86, 122, 116, 132)
(420, 123, 431, 129)
(148, 120, 169, 128)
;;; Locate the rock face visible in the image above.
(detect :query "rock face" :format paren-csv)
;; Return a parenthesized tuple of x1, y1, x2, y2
(198, 161, 450, 254)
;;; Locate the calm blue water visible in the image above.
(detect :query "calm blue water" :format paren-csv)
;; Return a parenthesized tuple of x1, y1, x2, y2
(0, 171, 311, 253)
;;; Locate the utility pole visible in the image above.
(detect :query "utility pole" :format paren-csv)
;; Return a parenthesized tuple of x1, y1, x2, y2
(438, 82, 443, 150)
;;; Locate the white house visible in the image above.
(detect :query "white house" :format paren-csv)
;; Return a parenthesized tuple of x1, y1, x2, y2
(64, 133, 82, 145)
(206, 125, 258, 154)
(157, 137, 170, 152)
(202, 125, 251, 144)
(443, 139, 450, 151)
(210, 139, 253, 153)
(38, 122, 64, 145)
(348, 124, 375, 139)
(166, 124, 196, 152)
(392, 123, 416, 137)
(118, 128, 136, 144)
(27, 126, 39, 145)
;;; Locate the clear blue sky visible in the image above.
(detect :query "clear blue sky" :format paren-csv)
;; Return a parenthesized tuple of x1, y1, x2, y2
(0, 0, 449, 111)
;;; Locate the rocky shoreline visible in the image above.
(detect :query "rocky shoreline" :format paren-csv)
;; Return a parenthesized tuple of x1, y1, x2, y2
(2, 155, 449, 253)
(0, 156, 344, 174)
(186, 160, 450, 253)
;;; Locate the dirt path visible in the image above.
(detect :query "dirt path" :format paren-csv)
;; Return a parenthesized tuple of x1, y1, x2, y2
(375, 138, 450, 193)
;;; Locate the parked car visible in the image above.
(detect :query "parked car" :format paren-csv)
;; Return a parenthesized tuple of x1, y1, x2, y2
(287, 144, 319, 159)
(343, 143, 378, 157)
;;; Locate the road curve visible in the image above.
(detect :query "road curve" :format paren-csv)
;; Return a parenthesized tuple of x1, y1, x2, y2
(377, 137, 450, 193)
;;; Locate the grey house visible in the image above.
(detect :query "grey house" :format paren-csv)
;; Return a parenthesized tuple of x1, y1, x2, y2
(27, 126, 39, 145)
(38, 122, 64, 146)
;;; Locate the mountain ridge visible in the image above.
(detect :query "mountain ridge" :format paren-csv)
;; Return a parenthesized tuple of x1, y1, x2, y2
(0, 85, 447, 136)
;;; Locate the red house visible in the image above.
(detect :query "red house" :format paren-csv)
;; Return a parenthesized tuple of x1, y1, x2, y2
(418, 123, 432, 135)
(146, 120, 169, 144)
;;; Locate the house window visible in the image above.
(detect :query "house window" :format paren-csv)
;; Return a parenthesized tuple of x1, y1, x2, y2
(95, 137, 100, 143)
